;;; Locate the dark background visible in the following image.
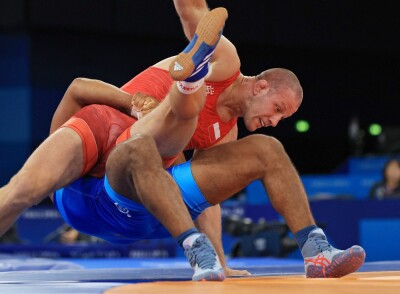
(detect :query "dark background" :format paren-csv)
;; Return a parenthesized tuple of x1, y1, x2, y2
(1, 0, 399, 175)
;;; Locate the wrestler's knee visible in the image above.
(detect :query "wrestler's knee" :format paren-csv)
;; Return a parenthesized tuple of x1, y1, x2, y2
(244, 134, 287, 162)
(108, 133, 161, 173)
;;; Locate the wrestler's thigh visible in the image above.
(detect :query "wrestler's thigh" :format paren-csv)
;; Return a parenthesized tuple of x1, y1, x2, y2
(26, 128, 84, 192)
(104, 144, 135, 200)
(190, 135, 266, 204)
(105, 135, 161, 203)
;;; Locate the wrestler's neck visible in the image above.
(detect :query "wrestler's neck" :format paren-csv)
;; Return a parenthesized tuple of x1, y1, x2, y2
(217, 74, 252, 121)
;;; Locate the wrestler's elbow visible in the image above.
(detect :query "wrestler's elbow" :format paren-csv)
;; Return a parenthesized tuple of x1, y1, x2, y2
(67, 78, 93, 106)
(67, 78, 84, 98)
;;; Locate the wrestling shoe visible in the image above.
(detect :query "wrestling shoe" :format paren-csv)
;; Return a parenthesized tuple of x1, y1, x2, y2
(302, 228, 366, 278)
(169, 7, 228, 82)
(183, 234, 225, 281)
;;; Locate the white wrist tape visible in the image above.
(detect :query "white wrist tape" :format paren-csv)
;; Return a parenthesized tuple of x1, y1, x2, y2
(130, 108, 142, 119)
(177, 78, 204, 94)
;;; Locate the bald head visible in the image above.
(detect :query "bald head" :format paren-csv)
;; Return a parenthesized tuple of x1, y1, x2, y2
(256, 68, 303, 101)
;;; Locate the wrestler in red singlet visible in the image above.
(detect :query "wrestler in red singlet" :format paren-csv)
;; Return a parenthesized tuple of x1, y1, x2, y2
(119, 67, 239, 154)
(61, 66, 239, 177)
(62, 105, 135, 177)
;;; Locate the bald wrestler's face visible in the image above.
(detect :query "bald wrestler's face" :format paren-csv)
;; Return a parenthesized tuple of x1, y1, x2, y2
(244, 86, 301, 132)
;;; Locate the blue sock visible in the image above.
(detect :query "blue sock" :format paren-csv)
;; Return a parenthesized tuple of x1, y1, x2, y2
(175, 227, 200, 247)
(295, 225, 318, 250)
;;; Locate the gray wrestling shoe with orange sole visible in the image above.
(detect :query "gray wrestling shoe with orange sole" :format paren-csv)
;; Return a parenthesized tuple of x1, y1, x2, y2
(169, 7, 228, 82)
(302, 228, 366, 278)
(184, 234, 225, 281)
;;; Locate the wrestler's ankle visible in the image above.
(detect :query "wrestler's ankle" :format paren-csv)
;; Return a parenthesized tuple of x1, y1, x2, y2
(175, 227, 200, 247)
(182, 233, 202, 247)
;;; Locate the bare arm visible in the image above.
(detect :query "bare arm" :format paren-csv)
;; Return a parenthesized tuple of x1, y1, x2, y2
(195, 205, 251, 276)
(195, 205, 225, 268)
(50, 78, 133, 133)
(192, 125, 249, 276)
(193, 124, 238, 158)
(214, 124, 238, 145)
(171, 152, 187, 166)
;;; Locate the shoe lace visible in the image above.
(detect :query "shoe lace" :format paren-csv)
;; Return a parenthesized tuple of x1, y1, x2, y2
(313, 237, 333, 253)
(186, 236, 217, 270)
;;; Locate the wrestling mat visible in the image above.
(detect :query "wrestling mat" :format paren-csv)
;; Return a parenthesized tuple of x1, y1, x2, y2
(0, 257, 399, 294)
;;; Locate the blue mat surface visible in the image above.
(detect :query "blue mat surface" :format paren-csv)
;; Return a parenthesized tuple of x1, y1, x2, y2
(0, 256, 83, 272)
(0, 258, 399, 294)
(67, 256, 304, 269)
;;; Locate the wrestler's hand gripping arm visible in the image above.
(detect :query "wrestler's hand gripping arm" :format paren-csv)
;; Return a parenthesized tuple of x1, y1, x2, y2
(50, 78, 159, 133)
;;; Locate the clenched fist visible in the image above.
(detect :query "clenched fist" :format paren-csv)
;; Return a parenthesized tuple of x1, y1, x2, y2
(130, 92, 160, 119)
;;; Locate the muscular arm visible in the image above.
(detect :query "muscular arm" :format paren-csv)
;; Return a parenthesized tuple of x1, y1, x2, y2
(214, 124, 238, 145)
(171, 152, 187, 166)
(195, 205, 225, 267)
(195, 205, 251, 276)
(193, 124, 238, 158)
(192, 125, 249, 276)
(50, 78, 133, 133)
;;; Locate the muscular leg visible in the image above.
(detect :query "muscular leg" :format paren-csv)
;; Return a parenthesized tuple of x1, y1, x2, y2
(105, 134, 195, 238)
(128, 84, 205, 158)
(112, 9, 228, 219)
(104, 8, 228, 281)
(190, 134, 315, 234)
(0, 128, 84, 235)
(128, 8, 227, 158)
(108, 5, 223, 240)
(191, 134, 365, 278)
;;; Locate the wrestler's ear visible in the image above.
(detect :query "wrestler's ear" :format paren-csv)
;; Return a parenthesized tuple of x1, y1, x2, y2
(253, 79, 269, 95)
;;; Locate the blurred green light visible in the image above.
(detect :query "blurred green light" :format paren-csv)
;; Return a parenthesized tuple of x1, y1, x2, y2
(296, 120, 310, 133)
(369, 123, 382, 136)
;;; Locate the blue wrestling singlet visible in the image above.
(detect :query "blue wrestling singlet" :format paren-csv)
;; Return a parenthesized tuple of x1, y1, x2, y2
(53, 161, 211, 245)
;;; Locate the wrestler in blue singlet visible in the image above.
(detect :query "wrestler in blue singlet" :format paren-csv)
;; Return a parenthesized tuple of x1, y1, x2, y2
(53, 161, 211, 245)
